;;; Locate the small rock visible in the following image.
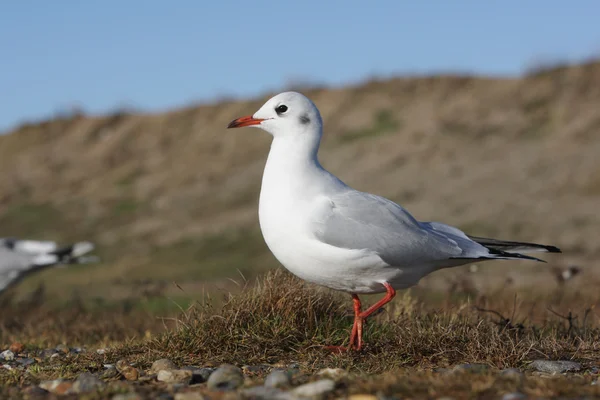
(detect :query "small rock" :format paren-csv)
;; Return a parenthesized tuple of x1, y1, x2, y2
(292, 379, 336, 398)
(39, 379, 74, 395)
(50, 353, 60, 361)
(242, 386, 288, 400)
(9, 342, 24, 354)
(2, 364, 12, 370)
(56, 344, 70, 354)
(316, 367, 347, 379)
(529, 360, 582, 374)
(348, 395, 379, 400)
(264, 370, 291, 388)
(40, 348, 58, 358)
(116, 359, 130, 372)
(157, 369, 193, 384)
(0, 350, 15, 361)
(451, 363, 489, 373)
(23, 386, 49, 397)
(100, 366, 119, 379)
(502, 393, 527, 400)
(121, 366, 140, 381)
(97, 348, 107, 355)
(151, 358, 177, 374)
(175, 392, 206, 400)
(71, 347, 84, 354)
(16, 358, 35, 366)
(73, 372, 106, 393)
(112, 394, 142, 400)
(207, 364, 244, 391)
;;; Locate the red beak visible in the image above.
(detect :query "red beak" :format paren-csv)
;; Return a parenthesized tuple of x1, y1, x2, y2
(227, 115, 264, 128)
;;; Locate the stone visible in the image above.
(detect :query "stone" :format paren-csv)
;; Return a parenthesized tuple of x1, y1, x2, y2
(9, 342, 24, 354)
(264, 370, 291, 388)
(529, 360, 582, 374)
(112, 394, 142, 400)
(207, 364, 244, 391)
(502, 393, 527, 400)
(175, 392, 206, 400)
(0, 350, 15, 361)
(121, 366, 140, 381)
(157, 369, 193, 384)
(151, 358, 177, 374)
(292, 379, 336, 398)
(316, 367, 347, 379)
(56, 344, 70, 354)
(100, 365, 119, 379)
(241, 386, 289, 400)
(39, 379, 74, 395)
(16, 358, 35, 366)
(73, 372, 106, 393)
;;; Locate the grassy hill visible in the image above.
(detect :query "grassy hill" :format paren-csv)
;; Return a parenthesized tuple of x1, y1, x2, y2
(1, 61, 599, 304)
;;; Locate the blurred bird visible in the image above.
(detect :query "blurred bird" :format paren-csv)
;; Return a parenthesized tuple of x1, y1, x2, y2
(227, 91, 562, 351)
(552, 265, 581, 285)
(0, 237, 99, 294)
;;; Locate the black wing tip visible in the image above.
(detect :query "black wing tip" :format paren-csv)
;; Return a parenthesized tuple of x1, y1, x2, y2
(544, 245, 562, 253)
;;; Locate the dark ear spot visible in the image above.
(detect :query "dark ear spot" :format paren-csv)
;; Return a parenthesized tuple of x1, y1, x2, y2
(299, 114, 310, 125)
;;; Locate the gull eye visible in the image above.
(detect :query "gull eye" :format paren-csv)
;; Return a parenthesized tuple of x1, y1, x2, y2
(275, 104, 288, 114)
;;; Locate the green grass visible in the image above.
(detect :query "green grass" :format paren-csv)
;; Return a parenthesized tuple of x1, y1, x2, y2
(340, 110, 401, 142)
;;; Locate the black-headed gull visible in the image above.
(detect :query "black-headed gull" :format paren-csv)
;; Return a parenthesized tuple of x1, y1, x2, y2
(227, 91, 561, 351)
(0, 238, 99, 294)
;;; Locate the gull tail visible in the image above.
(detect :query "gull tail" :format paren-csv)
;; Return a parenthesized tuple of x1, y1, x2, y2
(467, 235, 562, 263)
(50, 241, 97, 264)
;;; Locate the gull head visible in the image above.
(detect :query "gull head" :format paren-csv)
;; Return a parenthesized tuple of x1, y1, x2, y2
(227, 91, 322, 138)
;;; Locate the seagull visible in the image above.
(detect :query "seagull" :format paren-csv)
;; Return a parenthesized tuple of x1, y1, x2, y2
(227, 91, 562, 352)
(0, 237, 99, 295)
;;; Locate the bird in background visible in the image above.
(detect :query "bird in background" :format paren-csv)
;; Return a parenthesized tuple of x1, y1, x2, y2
(227, 91, 561, 352)
(0, 237, 99, 295)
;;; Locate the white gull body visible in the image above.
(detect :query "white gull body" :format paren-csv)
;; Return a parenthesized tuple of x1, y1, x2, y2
(229, 92, 560, 295)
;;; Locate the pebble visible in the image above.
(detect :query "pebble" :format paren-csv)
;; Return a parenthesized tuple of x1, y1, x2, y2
(0, 350, 15, 361)
(502, 393, 527, 400)
(56, 344, 70, 354)
(72, 372, 106, 393)
(112, 393, 142, 400)
(16, 358, 35, 366)
(2, 364, 12, 370)
(241, 386, 289, 400)
(9, 342, 24, 354)
(40, 348, 58, 359)
(157, 369, 193, 384)
(529, 360, 582, 374)
(316, 367, 347, 379)
(175, 393, 206, 400)
(264, 370, 291, 388)
(39, 379, 74, 395)
(151, 358, 177, 374)
(97, 348, 107, 355)
(121, 366, 140, 381)
(206, 364, 244, 391)
(292, 379, 336, 398)
(100, 365, 119, 379)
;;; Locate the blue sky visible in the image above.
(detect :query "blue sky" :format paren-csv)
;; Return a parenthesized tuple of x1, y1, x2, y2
(1, 1, 599, 132)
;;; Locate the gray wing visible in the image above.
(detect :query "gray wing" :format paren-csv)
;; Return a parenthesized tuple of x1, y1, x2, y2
(0, 248, 36, 293)
(312, 190, 486, 266)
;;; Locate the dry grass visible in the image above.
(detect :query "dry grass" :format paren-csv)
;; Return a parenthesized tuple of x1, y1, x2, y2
(2, 270, 598, 398)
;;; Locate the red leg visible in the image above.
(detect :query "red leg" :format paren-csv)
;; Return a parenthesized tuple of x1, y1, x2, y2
(324, 283, 396, 352)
